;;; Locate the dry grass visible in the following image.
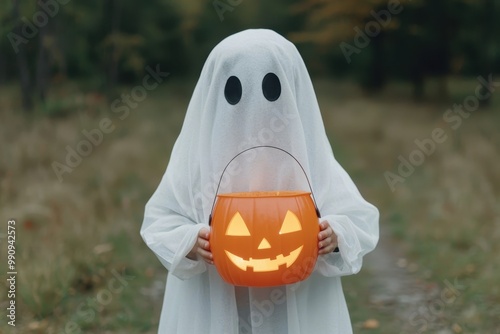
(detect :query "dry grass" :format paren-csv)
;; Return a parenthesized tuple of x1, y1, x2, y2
(0, 78, 499, 333)
(0, 83, 188, 333)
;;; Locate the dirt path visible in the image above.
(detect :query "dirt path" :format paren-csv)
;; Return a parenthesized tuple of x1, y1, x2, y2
(363, 225, 461, 334)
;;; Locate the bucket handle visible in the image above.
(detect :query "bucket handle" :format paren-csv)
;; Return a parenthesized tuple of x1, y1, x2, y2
(208, 145, 321, 225)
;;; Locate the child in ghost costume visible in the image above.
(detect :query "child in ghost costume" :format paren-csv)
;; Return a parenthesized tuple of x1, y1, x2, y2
(141, 29, 379, 334)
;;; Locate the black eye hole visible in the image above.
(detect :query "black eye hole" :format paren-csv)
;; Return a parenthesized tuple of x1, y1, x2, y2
(262, 73, 281, 102)
(224, 76, 242, 105)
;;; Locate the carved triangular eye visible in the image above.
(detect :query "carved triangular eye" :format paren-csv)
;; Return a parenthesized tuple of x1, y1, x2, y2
(225, 212, 251, 236)
(279, 210, 302, 234)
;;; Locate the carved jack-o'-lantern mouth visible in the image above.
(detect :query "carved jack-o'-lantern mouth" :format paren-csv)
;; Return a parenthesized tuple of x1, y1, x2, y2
(222, 209, 304, 272)
(224, 246, 303, 272)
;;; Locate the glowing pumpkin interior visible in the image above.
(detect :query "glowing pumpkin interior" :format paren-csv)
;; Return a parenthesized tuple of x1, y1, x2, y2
(210, 191, 319, 287)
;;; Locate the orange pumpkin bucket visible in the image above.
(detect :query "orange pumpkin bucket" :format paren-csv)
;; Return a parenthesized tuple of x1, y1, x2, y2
(209, 146, 321, 287)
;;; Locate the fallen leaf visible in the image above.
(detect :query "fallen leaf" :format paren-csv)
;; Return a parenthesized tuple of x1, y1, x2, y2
(145, 267, 155, 278)
(452, 323, 462, 333)
(465, 264, 475, 275)
(397, 258, 407, 268)
(28, 320, 48, 331)
(23, 220, 35, 231)
(362, 318, 380, 329)
(93, 243, 113, 255)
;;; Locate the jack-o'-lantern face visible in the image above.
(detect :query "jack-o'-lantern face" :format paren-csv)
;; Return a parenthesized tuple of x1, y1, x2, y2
(210, 191, 319, 287)
(224, 210, 304, 272)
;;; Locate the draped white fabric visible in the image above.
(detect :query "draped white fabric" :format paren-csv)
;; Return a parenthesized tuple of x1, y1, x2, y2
(141, 29, 379, 334)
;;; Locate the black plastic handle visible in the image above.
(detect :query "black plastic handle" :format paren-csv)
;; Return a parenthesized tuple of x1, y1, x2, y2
(208, 145, 321, 225)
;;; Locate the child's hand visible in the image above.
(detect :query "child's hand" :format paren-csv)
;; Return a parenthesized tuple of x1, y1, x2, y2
(188, 227, 213, 264)
(318, 221, 338, 255)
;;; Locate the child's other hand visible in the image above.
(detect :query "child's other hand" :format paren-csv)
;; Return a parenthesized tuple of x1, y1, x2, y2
(318, 221, 338, 255)
(188, 227, 213, 264)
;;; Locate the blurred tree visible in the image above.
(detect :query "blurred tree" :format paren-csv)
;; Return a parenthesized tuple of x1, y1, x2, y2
(477, 0, 497, 107)
(3, 0, 186, 109)
(0, 44, 4, 86)
(104, 0, 122, 92)
(289, 0, 389, 45)
(289, 0, 498, 101)
(2, 0, 498, 109)
(0, 1, 11, 86)
(185, 0, 305, 76)
(10, 0, 34, 111)
(58, 0, 185, 86)
(183, 1, 252, 75)
(115, 0, 186, 79)
(35, 0, 52, 103)
(390, 0, 461, 100)
(289, 0, 393, 91)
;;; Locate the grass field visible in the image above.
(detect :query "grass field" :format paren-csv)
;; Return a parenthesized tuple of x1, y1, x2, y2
(1, 77, 499, 333)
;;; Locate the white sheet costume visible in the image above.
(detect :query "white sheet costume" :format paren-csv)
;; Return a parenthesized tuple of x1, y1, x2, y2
(141, 29, 379, 334)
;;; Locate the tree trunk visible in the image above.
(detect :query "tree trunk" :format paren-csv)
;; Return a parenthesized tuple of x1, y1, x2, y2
(106, 0, 122, 94)
(12, 0, 33, 111)
(479, 0, 495, 108)
(437, 75, 449, 101)
(35, 1, 51, 103)
(367, 32, 386, 92)
(411, 59, 425, 102)
(0, 43, 6, 86)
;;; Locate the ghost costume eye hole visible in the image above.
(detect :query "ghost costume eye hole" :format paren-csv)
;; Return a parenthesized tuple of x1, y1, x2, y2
(224, 76, 242, 105)
(262, 73, 281, 102)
